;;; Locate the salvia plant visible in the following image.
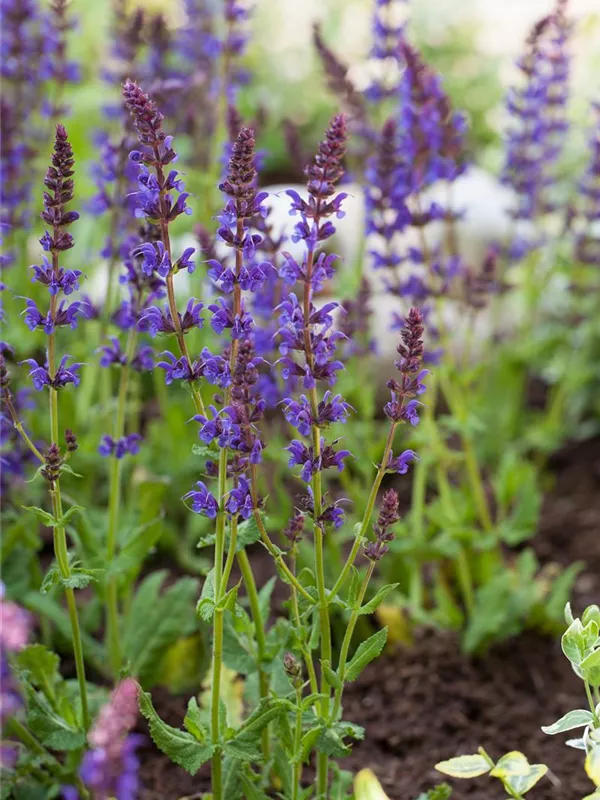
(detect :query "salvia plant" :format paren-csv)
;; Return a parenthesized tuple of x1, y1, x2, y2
(0, 0, 599, 797)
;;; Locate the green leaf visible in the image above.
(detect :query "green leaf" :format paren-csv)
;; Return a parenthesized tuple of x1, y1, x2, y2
(192, 444, 217, 458)
(22, 506, 56, 527)
(22, 592, 106, 674)
(15, 645, 60, 701)
(345, 627, 387, 682)
(183, 697, 208, 743)
(222, 615, 255, 674)
(541, 709, 594, 735)
(22, 504, 84, 529)
(223, 738, 262, 762)
(109, 516, 163, 575)
(139, 691, 213, 774)
(257, 576, 276, 623)
(316, 727, 350, 757)
(235, 515, 262, 552)
(414, 785, 452, 800)
(358, 584, 399, 615)
(581, 648, 600, 672)
(197, 568, 216, 622)
(294, 724, 324, 764)
(347, 566, 361, 608)
(490, 751, 529, 777)
(123, 572, 199, 686)
(504, 764, 548, 794)
(435, 754, 491, 778)
(217, 580, 242, 613)
(41, 563, 102, 593)
(25, 690, 85, 750)
(321, 661, 342, 690)
(561, 619, 584, 666)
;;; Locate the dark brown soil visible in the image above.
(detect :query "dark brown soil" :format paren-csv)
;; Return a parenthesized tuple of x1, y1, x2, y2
(138, 436, 600, 799)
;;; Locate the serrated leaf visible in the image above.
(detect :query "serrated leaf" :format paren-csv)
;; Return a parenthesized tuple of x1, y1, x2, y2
(222, 615, 255, 674)
(345, 627, 388, 682)
(541, 709, 594, 735)
(123, 572, 199, 686)
(435, 754, 491, 778)
(316, 727, 350, 757)
(139, 691, 213, 774)
(223, 738, 262, 762)
(235, 515, 262, 552)
(41, 563, 102, 593)
(334, 720, 365, 743)
(358, 584, 399, 615)
(183, 697, 208, 743)
(25, 690, 85, 750)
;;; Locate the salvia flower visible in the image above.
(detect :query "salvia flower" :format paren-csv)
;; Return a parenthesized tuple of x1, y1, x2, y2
(0, 583, 31, 652)
(22, 354, 81, 392)
(40, 123, 79, 252)
(122, 79, 194, 230)
(98, 434, 142, 459)
(40, 442, 63, 483)
(502, 0, 571, 223)
(76, 678, 142, 800)
(384, 307, 427, 424)
(139, 298, 204, 337)
(364, 489, 400, 561)
(184, 481, 219, 518)
(575, 101, 600, 264)
(0, 584, 30, 725)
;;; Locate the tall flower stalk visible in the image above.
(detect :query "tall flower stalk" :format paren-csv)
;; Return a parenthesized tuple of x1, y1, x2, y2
(20, 125, 89, 729)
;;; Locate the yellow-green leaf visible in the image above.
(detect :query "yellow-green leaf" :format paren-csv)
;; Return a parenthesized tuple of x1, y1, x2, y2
(490, 751, 529, 778)
(505, 764, 548, 795)
(435, 754, 491, 778)
(586, 745, 600, 787)
(354, 768, 391, 800)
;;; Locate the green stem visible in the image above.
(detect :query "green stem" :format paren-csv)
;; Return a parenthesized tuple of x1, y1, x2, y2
(439, 370, 492, 532)
(105, 329, 138, 675)
(211, 607, 224, 800)
(292, 683, 304, 800)
(289, 550, 319, 695)
(330, 423, 397, 599)
(237, 548, 271, 762)
(250, 507, 314, 603)
(331, 562, 375, 722)
(585, 681, 599, 724)
(47, 289, 89, 729)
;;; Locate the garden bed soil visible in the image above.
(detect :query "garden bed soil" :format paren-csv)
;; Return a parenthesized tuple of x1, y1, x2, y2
(138, 436, 600, 799)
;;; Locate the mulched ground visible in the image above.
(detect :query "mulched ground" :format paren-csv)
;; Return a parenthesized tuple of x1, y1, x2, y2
(138, 435, 600, 799)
